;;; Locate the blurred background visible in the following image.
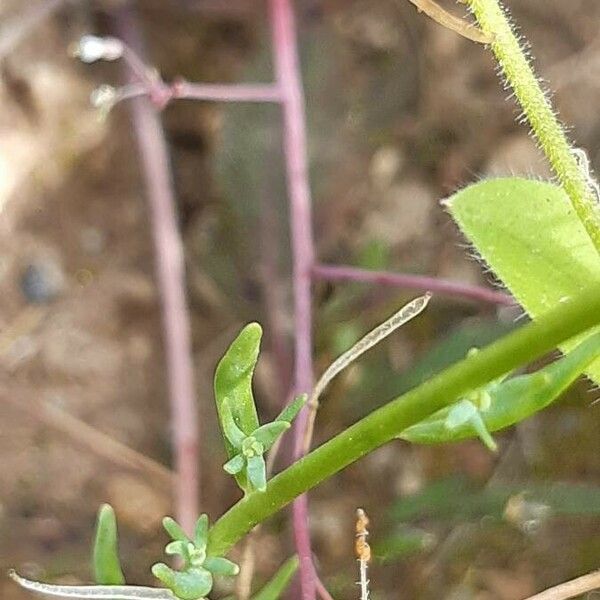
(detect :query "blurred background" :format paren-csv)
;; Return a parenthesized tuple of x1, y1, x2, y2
(0, 1, 599, 598)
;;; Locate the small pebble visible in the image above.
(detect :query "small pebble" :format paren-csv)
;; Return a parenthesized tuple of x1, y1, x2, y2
(20, 260, 65, 304)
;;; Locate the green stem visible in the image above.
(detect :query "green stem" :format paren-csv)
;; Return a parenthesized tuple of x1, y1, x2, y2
(207, 285, 600, 555)
(465, 0, 600, 254)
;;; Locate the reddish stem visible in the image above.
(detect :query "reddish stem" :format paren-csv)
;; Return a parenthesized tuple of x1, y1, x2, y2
(115, 8, 199, 536)
(269, 0, 317, 598)
(174, 81, 282, 103)
(313, 263, 514, 306)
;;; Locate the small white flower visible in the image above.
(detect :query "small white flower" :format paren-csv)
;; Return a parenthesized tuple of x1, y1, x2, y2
(74, 35, 124, 63)
(90, 85, 118, 110)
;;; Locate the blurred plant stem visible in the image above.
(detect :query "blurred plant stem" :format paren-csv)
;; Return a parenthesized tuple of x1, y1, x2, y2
(313, 264, 513, 305)
(114, 6, 200, 536)
(268, 1, 317, 597)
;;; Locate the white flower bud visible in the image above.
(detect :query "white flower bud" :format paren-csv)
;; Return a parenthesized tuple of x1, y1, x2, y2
(74, 35, 123, 63)
(90, 85, 118, 112)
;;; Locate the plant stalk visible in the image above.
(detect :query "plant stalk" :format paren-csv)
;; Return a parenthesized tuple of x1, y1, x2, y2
(465, 0, 600, 254)
(207, 285, 600, 555)
(269, 0, 317, 598)
(115, 7, 200, 536)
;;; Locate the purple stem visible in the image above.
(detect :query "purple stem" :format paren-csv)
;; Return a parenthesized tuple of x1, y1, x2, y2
(115, 8, 199, 536)
(174, 81, 282, 103)
(313, 263, 514, 306)
(269, 0, 316, 598)
(116, 40, 282, 108)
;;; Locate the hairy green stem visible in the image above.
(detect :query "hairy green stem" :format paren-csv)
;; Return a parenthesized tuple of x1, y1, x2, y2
(207, 285, 600, 555)
(465, 0, 600, 254)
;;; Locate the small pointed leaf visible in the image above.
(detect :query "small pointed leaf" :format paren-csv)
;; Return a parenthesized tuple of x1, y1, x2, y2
(246, 454, 267, 492)
(93, 503, 125, 585)
(214, 323, 262, 458)
(220, 399, 247, 450)
(194, 514, 209, 551)
(223, 454, 246, 475)
(252, 421, 290, 450)
(203, 556, 240, 577)
(165, 541, 188, 557)
(444, 400, 478, 429)
(275, 395, 307, 424)
(468, 411, 498, 452)
(162, 517, 190, 543)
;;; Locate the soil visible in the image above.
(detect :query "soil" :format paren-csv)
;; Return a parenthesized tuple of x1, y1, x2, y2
(1, 1, 599, 599)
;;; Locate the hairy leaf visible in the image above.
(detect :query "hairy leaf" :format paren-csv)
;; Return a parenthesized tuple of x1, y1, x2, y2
(446, 177, 600, 382)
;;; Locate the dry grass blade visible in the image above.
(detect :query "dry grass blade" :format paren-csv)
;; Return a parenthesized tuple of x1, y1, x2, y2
(523, 569, 600, 600)
(9, 571, 178, 600)
(302, 293, 431, 453)
(404, 0, 492, 43)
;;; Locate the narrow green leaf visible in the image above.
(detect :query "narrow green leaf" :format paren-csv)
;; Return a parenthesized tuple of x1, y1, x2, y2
(251, 556, 299, 600)
(194, 514, 209, 551)
(246, 454, 267, 492)
(401, 330, 600, 445)
(275, 394, 307, 425)
(220, 399, 247, 450)
(214, 323, 262, 457)
(165, 541, 189, 558)
(92, 504, 125, 585)
(162, 517, 190, 543)
(252, 421, 290, 450)
(223, 454, 246, 475)
(446, 177, 600, 382)
(203, 556, 240, 577)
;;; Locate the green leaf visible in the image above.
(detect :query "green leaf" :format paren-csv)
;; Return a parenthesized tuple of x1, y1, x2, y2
(251, 556, 299, 600)
(252, 421, 290, 450)
(165, 541, 187, 555)
(246, 454, 267, 492)
(446, 177, 600, 382)
(215, 323, 262, 457)
(162, 517, 190, 543)
(223, 454, 246, 475)
(194, 515, 209, 551)
(401, 330, 600, 446)
(92, 504, 125, 585)
(220, 399, 247, 450)
(152, 564, 212, 600)
(275, 394, 307, 424)
(203, 556, 240, 577)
